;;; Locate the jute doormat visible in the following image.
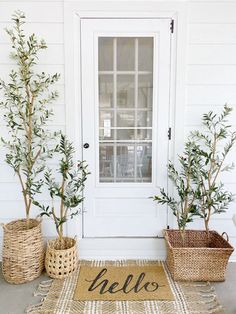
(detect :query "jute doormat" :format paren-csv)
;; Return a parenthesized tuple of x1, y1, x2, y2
(27, 261, 225, 314)
(74, 264, 174, 301)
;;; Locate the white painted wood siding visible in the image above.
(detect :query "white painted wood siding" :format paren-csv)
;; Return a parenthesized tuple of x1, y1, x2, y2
(0, 0, 236, 260)
(186, 2, 236, 260)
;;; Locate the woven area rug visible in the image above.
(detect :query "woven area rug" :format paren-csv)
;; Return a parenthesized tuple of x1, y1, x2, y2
(27, 260, 225, 314)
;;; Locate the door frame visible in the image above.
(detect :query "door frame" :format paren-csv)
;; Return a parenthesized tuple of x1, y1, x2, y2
(64, 1, 187, 259)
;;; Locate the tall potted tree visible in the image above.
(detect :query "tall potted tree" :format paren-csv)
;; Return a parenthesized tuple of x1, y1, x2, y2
(153, 105, 234, 282)
(34, 134, 89, 279)
(153, 141, 201, 246)
(0, 11, 60, 284)
(190, 105, 236, 238)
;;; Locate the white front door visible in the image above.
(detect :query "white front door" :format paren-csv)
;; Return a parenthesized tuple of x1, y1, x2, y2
(81, 18, 171, 238)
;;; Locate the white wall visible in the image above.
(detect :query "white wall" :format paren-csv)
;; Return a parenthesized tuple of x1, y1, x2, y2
(0, 0, 236, 260)
(186, 2, 236, 260)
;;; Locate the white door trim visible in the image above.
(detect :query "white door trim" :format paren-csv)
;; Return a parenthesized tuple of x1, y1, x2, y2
(64, 2, 187, 259)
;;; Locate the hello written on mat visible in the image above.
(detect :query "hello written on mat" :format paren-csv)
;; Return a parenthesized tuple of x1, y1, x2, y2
(74, 265, 174, 301)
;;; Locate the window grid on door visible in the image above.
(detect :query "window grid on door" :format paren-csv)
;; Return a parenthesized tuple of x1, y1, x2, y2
(99, 37, 153, 183)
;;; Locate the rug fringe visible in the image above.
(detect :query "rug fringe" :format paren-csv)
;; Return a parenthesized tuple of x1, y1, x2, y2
(26, 280, 53, 313)
(33, 279, 53, 297)
(179, 281, 225, 314)
(25, 298, 45, 313)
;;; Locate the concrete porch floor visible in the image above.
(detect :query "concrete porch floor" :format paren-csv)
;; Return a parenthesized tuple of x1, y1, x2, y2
(0, 263, 235, 314)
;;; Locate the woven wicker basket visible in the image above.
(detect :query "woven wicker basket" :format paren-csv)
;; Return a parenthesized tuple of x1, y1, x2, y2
(1, 218, 45, 284)
(164, 229, 234, 282)
(45, 237, 77, 279)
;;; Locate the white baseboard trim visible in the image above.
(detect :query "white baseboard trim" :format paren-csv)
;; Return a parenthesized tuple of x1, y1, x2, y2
(78, 238, 166, 260)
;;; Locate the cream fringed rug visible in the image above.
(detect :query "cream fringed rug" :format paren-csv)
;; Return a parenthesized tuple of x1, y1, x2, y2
(27, 261, 224, 314)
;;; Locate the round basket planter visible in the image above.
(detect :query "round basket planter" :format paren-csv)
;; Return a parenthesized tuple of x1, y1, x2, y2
(1, 218, 45, 284)
(45, 237, 78, 279)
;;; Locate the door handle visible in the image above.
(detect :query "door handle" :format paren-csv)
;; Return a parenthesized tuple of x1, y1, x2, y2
(83, 143, 89, 149)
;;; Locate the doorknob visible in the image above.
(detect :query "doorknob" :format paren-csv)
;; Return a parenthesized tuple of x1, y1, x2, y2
(83, 143, 90, 149)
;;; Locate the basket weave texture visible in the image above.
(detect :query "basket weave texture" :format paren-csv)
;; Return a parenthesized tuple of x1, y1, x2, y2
(45, 237, 77, 279)
(1, 218, 45, 284)
(165, 229, 234, 282)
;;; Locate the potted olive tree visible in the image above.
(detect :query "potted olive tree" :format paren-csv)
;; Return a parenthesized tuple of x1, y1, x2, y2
(0, 11, 60, 284)
(153, 105, 235, 282)
(34, 134, 89, 279)
(153, 141, 201, 246)
(190, 105, 236, 237)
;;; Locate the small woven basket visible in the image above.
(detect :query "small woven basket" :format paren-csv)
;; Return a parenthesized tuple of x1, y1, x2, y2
(1, 218, 45, 284)
(165, 229, 234, 282)
(45, 236, 78, 279)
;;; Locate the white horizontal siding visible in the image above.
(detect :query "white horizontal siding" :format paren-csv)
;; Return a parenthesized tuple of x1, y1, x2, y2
(186, 1, 236, 260)
(188, 45, 236, 65)
(0, 44, 64, 65)
(187, 65, 236, 85)
(0, 2, 63, 22)
(189, 219, 236, 238)
(188, 2, 236, 23)
(0, 23, 63, 44)
(189, 24, 236, 44)
(187, 85, 236, 105)
(185, 105, 236, 126)
(0, 64, 64, 81)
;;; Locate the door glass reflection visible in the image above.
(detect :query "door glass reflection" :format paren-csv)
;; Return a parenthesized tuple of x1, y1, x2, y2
(98, 37, 153, 182)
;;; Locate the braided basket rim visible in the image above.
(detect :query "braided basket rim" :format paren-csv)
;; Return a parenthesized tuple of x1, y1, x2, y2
(164, 229, 234, 252)
(48, 236, 77, 251)
(3, 218, 41, 233)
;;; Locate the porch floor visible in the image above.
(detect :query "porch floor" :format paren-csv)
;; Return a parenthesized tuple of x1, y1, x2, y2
(0, 262, 235, 314)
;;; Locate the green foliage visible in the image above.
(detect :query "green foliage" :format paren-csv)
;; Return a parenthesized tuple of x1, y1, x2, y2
(153, 141, 201, 242)
(190, 104, 236, 234)
(153, 105, 236, 242)
(0, 11, 60, 221)
(34, 134, 90, 240)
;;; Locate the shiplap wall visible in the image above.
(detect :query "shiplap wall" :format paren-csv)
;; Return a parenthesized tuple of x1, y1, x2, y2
(186, 2, 236, 260)
(0, 0, 236, 260)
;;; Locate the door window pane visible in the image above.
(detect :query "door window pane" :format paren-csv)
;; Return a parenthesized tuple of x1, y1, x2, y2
(99, 110, 114, 127)
(117, 111, 135, 128)
(99, 75, 114, 108)
(137, 111, 152, 127)
(117, 145, 135, 179)
(98, 37, 153, 183)
(117, 75, 135, 108)
(136, 129, 152, 141)
(117, 129, 135, 141)
(138, 38, 153, 71)
(99, 129, 114, 141)
(99, 145, 114, 181)
(138, 74, 153, 108)
(117, 38, 135, 71)
(99, 38, 113, 71)
(136, 144, 152, 181)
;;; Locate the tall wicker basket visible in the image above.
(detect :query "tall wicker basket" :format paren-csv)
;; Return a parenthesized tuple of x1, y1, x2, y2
(45, 236, 77, 279)
(164, 229, 234, 282)
(1, 218, 45, 284)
